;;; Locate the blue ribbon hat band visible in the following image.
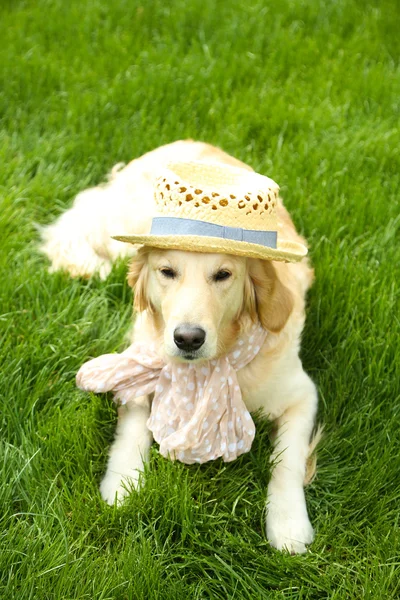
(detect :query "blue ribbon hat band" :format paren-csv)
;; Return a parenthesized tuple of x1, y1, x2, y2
(150, 217, 278, 249)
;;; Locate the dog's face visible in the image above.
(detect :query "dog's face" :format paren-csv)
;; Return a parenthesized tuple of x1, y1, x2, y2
(128, 248, 293, 363)
(144, 250, 247, 361)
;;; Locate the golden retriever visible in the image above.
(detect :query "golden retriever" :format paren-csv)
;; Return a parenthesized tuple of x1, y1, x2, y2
(41, 140, 318, 554)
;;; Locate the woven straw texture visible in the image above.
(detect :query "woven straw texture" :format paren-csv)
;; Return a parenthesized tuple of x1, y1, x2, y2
(155, 161, 279, 231)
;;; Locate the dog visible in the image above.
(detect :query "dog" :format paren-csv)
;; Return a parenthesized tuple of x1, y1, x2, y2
(41, 140, 319, 554)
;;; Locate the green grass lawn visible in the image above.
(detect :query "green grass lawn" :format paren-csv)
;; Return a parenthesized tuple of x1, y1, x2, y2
(1, 0, 399, 597)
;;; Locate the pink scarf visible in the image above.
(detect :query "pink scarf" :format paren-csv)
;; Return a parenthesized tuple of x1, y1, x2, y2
(76, 323, 267, 464)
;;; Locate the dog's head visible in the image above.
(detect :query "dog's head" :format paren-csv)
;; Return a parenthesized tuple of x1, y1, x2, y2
(128, 248, 293, 362)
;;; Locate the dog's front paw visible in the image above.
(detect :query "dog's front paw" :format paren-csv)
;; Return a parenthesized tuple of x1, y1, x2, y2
(266, 501, 314, 554)
(100, 469, 141, 505)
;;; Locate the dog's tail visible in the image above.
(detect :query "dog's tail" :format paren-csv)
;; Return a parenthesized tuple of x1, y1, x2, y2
(40, 185, 118, 280)
(304, 424, 324, 486)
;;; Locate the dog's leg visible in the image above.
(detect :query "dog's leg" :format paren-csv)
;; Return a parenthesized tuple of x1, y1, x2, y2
(100, 398, 152, 505)
(266, 374, 317, 554)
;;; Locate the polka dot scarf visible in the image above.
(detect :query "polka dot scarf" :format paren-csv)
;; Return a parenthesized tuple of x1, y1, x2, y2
(76, 323, 267, 464)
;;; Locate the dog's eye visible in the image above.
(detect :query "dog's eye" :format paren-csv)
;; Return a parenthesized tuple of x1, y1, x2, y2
(213, 269, 232, 282)
(160, 267, 176, 279)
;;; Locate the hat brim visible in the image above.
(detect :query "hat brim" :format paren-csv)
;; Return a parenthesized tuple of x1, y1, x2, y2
(112, 234, 308, 263)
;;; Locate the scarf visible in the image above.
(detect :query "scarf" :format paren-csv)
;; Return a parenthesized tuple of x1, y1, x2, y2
(76, 323, 267, 464)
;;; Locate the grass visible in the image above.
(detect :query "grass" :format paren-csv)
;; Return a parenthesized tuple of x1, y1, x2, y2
(1, 0, 399, 597)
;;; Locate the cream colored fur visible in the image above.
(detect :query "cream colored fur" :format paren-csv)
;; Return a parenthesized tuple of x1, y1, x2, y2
(42, 140, 319, 554)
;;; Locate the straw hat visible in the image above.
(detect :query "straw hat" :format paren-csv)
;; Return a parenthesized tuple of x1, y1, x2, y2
(113, 161, 307, 262)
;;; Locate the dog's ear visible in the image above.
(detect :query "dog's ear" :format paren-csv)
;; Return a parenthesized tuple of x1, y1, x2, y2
(245, 259, 293, 333)
(127, 250, 153, 313)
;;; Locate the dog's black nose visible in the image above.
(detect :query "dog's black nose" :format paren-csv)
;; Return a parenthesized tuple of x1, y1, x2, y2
(174, 326, 206, 352)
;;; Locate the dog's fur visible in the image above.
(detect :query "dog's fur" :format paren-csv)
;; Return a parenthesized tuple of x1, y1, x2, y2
(41, 140, 319, 554)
